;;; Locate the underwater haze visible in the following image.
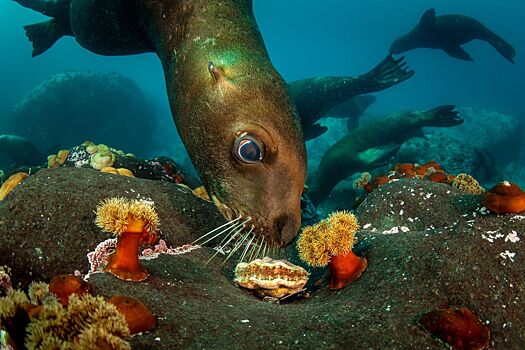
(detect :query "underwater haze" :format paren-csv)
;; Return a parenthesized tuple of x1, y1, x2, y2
(2, 1, 525, 349)
(1, 0, 524, 131)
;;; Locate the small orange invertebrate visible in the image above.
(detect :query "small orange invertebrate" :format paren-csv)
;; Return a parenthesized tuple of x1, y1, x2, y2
(482, 181, 525, 214)
(95, 198, 160, 282)
(420, 306, 490, 350)
(49, 274, 91, 306)
(108, 295, 156, 334)
(0, 172, 28, 201)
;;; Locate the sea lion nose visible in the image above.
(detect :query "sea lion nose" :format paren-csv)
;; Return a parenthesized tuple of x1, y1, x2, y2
(274, 214, 301, 246)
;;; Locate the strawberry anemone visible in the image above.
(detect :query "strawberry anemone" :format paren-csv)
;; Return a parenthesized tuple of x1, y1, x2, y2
(482, 181, 525, 214)
(108, 295, 156, 334)
(95, 197, 160, 282)
(49, 274, 91, 306)
(297, 211, 367, 290)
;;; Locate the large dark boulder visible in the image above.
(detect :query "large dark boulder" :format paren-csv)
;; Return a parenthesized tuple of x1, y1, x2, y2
(7, 72, 158, 156)
(1, 172, 524, 349)
(0, 167, 225, 287)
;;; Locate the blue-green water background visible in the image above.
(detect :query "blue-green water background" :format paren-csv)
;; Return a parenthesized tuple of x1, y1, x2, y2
(0, 0, 523, 159)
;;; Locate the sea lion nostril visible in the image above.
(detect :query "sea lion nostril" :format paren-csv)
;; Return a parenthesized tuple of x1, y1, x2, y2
(274, 214, 298, 246)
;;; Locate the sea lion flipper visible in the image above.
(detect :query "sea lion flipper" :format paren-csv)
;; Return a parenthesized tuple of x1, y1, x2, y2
(359, 54, 415, 92)
(486, 33, 516, 64)
(424, 105, 464, 127)
(14, 0, 71, 57)
(24, 19, 70, 57)
(419, 9, 436, 32)
(443, 46, 474, 62)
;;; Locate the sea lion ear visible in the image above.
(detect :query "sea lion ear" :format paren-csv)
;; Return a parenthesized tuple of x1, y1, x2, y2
(208, 61, 226, 83)
(419, 9, 436, 31)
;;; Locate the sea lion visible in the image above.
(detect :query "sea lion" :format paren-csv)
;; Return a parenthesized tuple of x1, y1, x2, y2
(0, 134, 45, 168)
(390, 9, 516, 63)
(14, 0, 306, 247)
(307, 105, 464, 205)
(289, 55, 414, 140)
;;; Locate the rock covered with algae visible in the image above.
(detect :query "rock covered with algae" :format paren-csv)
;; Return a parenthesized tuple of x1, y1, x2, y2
(0, 167, 225, 287)
(1, 170, 525, 349)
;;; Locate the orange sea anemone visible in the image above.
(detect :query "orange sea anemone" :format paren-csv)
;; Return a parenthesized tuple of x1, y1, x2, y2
(49, 274, 91, 306)
(95, 198, 160, 282)
(0, 172, 28, 201)
(297, 211, 367, 290)
(108, 295, 156, 334)
(419, 306, 490, 350)
(427, 172, 448, 184)
(482, 181, 525, 214)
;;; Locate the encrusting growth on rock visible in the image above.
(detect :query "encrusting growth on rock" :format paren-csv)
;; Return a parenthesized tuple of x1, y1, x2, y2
(25, 294, 131, 350)
(297, 211, 367, 289)
(452, 173, 484, 195)
(95, 197, 160, 281)
(0, 172, 28, 201)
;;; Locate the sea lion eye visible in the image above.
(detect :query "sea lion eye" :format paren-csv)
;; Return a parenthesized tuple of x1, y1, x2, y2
(233, 134, 264, 164)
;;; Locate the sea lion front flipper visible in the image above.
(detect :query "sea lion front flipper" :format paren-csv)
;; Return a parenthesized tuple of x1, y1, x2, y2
(443, 46, 474, 62)
(424, 105, 464, 127)
(13, 0, 71, 57)
(358, 54, 415, 93)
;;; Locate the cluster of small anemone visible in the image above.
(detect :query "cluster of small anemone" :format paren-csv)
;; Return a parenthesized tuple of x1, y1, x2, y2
(354, 161, 484, 195)
(47, 141, 136, 177)
(0, 273, 156, 349)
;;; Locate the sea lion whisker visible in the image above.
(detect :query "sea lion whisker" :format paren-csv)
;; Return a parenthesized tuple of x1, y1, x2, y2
(205, 224, 247, 265)
(222, 228, 253, 265)
(247, 237, 260, 262)
(261, 241, 268, 259)
(192, 216, 241, 244)
(199, 220, 245, 246)
(239, 233, 256, 263)
(252, 237, 264, 261)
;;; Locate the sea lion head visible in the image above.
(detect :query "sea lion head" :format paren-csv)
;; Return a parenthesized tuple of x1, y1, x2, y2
(174, 54, 307, 248)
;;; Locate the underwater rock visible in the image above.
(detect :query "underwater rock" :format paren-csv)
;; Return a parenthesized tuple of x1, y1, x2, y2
(7, 72, 157, 155)
(2, 173, 525, 348)
(76, 179, 525, 349)
(426, 107, 521, 165)
(0, 167, 226, 287)
(396, 134, 496, 183)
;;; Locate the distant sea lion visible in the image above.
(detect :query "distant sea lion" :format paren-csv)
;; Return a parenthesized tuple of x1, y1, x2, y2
(0, 134, 44, 168)
(14, 0, 306, 247)
(307, 105, 463, 204)
(390, 9, 516, 63)
(289, 55, 414, 140)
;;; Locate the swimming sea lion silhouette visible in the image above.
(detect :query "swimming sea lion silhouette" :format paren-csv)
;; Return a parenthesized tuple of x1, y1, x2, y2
(307, 105, 464, 204)
(0, 134, 45, 168)
(390, 9, 516, 63)
(290, 55, 414, 140)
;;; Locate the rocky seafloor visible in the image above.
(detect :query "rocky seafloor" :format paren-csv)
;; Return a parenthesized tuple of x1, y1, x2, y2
(1, 168, 524, 349)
